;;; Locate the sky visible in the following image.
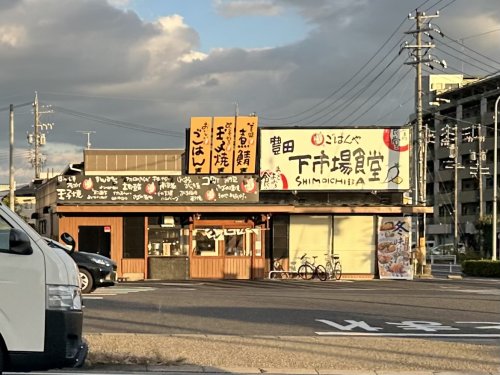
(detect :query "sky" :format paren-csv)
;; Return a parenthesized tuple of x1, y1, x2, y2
(1, 0, 499, 184)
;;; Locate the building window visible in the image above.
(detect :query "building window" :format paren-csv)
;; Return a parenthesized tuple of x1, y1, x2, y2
(224, 230, 246, 256)
(438, 181, 454, 192)
(123, 216, 145, 258)
(438, 205, 453, 217)
(462, 178, 478, 191)
(193, 228, 220, 256)
(462, 203, 478, 216)
(147, 216, 187, 257)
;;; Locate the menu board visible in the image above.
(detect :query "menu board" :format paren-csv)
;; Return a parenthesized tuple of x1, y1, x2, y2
(56, 175, 259, 204)
(377, 216, 412, 280)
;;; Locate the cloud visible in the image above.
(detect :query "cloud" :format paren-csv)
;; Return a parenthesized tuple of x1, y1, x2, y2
(0, 25, 26, 47)
(214, 0, 283, 17)
(1, 0, 499, 186)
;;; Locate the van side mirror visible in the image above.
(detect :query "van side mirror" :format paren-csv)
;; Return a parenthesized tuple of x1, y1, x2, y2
(60, 232, 76, 254)
(9, 228, 33, 255)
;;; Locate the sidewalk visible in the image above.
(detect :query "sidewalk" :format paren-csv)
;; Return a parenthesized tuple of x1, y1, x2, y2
(75, 364, 500, 374)
(81, 334, 500, 375)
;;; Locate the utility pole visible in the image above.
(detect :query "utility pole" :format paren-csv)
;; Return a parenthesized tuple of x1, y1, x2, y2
(493, 95, 500, 261)
(77, 130, 96, 149)
(465, 123, 488, 256)
(33, 92, 40, 179)
(9, 104, 15, 211)
(29, 92, 54, 179)
(403, 10, 442, 274)
(444, 124, 464, 253)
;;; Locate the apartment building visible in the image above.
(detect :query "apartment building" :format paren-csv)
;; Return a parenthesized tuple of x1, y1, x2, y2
(424, 74, 500, 253)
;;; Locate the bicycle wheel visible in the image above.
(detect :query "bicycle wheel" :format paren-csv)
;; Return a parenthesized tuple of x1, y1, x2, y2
(333, 262, 342, 280)
(315, 265, 328, 281)
(325, 261, 333, 280)
(298, 264, 314, 280)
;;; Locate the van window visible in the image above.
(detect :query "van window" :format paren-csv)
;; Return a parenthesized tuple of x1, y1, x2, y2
(0, 216, 11, 230)
(0, 216, 13, 252)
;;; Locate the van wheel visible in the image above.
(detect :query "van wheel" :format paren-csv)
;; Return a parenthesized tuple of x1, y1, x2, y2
(79, 269, 94, 294)
(0, 346, 4, 374)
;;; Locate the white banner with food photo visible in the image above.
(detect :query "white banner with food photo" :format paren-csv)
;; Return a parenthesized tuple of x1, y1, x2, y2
(377, 217, 412, 280)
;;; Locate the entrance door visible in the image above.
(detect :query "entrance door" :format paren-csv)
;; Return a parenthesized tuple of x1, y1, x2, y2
(78, 226, 111, 258)
(223, 229, 252, 279)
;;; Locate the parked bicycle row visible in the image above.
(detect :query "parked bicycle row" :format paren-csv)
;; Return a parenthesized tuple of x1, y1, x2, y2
(270, 253, 342, 281)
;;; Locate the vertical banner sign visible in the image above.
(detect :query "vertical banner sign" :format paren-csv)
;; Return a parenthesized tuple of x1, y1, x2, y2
(234, 116, 258, 174)
(211, 117, 236, 174)
(188, 117, 212, 174)
(377, 216, 412, 280)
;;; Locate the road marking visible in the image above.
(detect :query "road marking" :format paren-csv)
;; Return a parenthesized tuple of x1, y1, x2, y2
(315, 332, 500, 337)
(439, 287, 500, 296)
(84, 286, 156, 298)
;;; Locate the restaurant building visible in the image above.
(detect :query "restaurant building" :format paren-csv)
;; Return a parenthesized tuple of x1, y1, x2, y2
(35, 122, 430, 281)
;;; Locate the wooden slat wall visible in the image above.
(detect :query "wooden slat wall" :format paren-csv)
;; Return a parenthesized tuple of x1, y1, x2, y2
(59, 216, 123, 275)
(121, 259, 145, 275)
(252, 257, 266, 279)
(190, 258, 224, 279)
(224, 258, 251, 279)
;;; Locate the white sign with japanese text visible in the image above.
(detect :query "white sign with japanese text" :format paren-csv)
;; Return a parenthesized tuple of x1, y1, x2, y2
(259, 128, 410, 191)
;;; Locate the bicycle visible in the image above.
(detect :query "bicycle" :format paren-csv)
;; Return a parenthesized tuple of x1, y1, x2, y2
(324, 253, 342, 280)
(297, 253, 328, 281)
(271, 256, 289, 279)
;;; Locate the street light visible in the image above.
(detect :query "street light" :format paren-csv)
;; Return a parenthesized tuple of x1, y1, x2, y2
(493, 95, 500, 261)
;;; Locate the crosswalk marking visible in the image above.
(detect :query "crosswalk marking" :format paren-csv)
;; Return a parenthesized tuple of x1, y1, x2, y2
(439, 286, 500, 296)
(83, 286, 156, 298)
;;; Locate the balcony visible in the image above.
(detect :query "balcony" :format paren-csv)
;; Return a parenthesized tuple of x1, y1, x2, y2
(459, 190, 479, 203)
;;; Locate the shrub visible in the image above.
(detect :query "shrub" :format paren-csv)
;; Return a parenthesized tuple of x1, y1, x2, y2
(462, 260, 500, 277)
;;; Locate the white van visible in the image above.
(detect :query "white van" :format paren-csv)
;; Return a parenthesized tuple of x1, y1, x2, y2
(0, 202, 87, 373)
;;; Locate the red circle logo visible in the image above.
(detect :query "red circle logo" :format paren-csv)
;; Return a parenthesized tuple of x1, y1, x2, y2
(311, 132, 325, 146)
(383, 129, 409, 152)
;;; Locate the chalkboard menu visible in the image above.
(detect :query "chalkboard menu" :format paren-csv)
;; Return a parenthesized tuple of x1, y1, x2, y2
(56, 175, 259, 204)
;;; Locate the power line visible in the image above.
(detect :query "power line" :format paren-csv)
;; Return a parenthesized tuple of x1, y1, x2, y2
(443, 34, 500, 67)
(259, 18, 410, 122)
(347, 67, 413, 125)
(436, 41, 500, 72)
(313, 53, 405, 126)
(53, 106, 185, 138)
(0, 101, 33, 112)
(437, 0, 458, 12)
(333, 62, 408, 125)
(374, 95, 414, 124)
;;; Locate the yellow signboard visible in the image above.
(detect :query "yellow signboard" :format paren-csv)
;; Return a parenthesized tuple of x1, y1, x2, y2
(234, 116, 258, 174)
(259, 128, 411, 191)
(211, 117, 236, 174)
(188, 117, 212, 174)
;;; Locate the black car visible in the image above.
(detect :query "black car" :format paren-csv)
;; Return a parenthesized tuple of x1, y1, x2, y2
(43, 234, 117, 293)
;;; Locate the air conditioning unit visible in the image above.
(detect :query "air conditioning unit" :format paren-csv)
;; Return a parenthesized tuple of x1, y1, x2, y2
(161, 216, 175, 227)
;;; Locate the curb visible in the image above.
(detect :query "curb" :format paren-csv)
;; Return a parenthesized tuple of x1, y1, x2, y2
(75, 365, 500, 374)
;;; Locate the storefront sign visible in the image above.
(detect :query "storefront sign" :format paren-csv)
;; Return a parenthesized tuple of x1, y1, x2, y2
(211, 117, 236, 174)
(56, 175, 259, 204)
(187, 116, 259, 175)
(259, 128, 410, 191)
(234, 116, 258, 174)
(377, 216, 412, 280)
(188, 117, 213, 174)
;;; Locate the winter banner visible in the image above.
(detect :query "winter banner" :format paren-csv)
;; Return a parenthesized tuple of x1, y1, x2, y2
(377, 216, 412, 280)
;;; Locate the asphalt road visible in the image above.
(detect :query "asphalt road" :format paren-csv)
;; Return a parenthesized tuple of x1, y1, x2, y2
(82, 277, 500, 341)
